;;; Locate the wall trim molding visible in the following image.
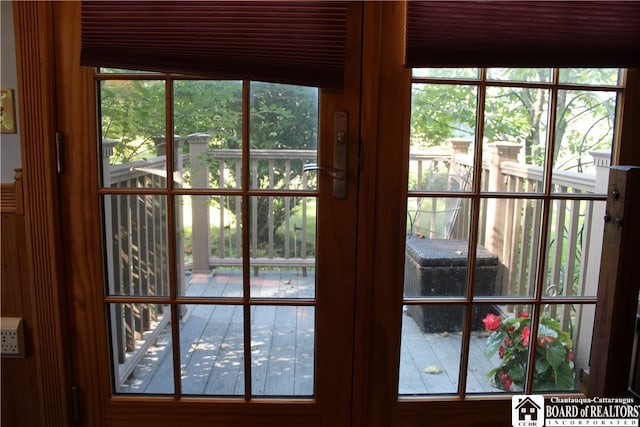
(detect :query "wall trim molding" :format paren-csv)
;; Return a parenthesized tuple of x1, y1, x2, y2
(0, 169, 24, 214)
(13, 3, 71, 425)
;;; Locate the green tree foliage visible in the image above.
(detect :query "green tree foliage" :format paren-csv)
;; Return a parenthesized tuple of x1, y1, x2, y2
(250, 82, 318, 151)
(100, 78, 318, 256)
(174, 80, 243, 148)
(411, 68, 619, 171)
(249, 83, 318, 250)
(411, 83, 476, 148)
(101, 80, 166, 162)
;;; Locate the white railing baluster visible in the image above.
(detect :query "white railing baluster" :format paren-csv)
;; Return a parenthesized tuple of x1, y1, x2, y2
(561, 198, 582, 328)
(219, 161, 226, 259)
(251, 160, 259, 275)
(284, 160, 292, 259)
(301, 171, 309, 277)
(268, 160, 275, 259)
(107, 136, 607, 389)
(549, 196, 567, 318)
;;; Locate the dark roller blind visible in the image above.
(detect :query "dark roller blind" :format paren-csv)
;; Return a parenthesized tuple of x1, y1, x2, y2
(405, 1, 640, 68)
(81, 1, 347, 89)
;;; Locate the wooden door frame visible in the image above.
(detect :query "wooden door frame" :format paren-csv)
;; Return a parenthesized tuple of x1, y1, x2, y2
(354, 3, 510, 424)
(12, 1, 640, 425)
(12, 2, 72, 426)
(47, 1, 363, 426)
(354, 2, 640, 426)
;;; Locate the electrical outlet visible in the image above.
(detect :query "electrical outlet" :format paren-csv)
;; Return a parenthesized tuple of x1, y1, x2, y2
(1, 317, 25, 357)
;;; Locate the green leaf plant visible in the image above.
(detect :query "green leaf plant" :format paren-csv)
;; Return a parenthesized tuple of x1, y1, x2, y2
(482, 312, 575, 392)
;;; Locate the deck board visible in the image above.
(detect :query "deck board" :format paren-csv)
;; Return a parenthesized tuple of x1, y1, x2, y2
(251, 305, 277, 395)
(294, 306, 315, 395)
(120, 269, 502, 396)
(264, 306, 297, 396)
(203, 305, 244, 395)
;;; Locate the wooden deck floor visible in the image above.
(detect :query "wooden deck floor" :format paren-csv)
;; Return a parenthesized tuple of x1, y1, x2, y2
(119, 269, 501, 396)
(399, 307, 502, 395)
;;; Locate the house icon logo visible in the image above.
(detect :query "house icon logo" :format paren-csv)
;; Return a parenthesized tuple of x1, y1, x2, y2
(512, 395, 545, 427)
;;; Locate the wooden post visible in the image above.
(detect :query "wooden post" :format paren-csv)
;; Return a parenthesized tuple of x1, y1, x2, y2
(448, 138, 471, 176)
(484, 143, 522, 295)
(101, 139, 126, 380)
(573, 150, 610, 377)
(484, 143, 522, 252)
(447, 139, 471, 238)
(188, 134, 211, 275)
(588, 166, 640, 396)
(174, 137, 187, 299)
(152, 136, 166, 156)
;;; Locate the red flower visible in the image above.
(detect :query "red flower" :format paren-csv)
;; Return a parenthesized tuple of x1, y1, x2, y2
(567, 352, 574, 362)
(497, 371, 513, 391)
(482, 313, 501, 332)
(520, 312, 529, 318)
(522, 326, 530, 346)
(498, 345, 505, 359)
(538, 336, 556, 347)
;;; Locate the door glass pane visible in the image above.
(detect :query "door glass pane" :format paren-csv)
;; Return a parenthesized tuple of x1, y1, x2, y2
(173, 80, 243, 190)
(250, 82, 318, 191)
(551, 90, 617, 194)
(112, 303, 173, 394)
(544, 200, 605, 298)
(413, 68, 479, 79)
(401, 68, 620, 399)
(481, 86, 549, 193)
(250, 269, 315, 299)
(477, 198, 542, 298)
(487, 68, 552, 83)
(178, 194, 243, 296)
(103, 194, 170, 297)
(410, 84, 477, 189)
(100, 80, 166, 189)
(249, 196, 317, 299)
(251, 305, 315, 397)
(407, 196, 471, 240)
(100, 77, 320, 400)
(558, 68, 623, 86)
(399, 304, 465, 395)
(531, 304, 594, 393)
(180, 304, 245, 396)
(404, 236, 472, 299)
(467, 304, 534, 394)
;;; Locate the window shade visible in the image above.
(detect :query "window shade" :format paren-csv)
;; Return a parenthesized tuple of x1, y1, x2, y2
(405, 1, 640, 68)
(81, 1, 347, 89)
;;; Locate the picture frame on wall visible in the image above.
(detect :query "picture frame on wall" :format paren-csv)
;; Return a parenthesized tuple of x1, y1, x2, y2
(1, 88, 17, 134)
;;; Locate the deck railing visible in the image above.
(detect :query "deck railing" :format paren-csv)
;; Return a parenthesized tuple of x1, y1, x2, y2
(103, 134, 610, 387)
(102, 141, 178, 388)
(185, 134, 317, 276)
(409, 139, 610, 375)
(102, 136, 317, 386)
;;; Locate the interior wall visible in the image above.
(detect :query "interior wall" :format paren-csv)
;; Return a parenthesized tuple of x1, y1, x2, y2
(1, 188, 39, 427)
(1, 1, 22, 183)
(1, 3, 42, 426)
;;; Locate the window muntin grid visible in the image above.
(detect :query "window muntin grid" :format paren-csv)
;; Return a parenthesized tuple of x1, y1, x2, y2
(97, 69, 319, 398)
(400, 68, 625, 397)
